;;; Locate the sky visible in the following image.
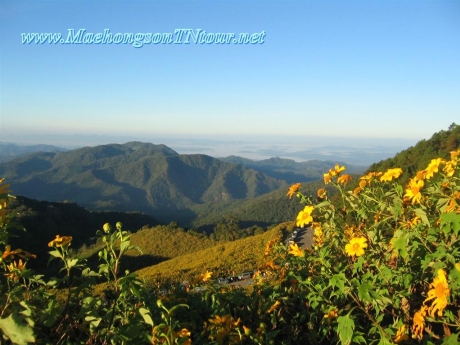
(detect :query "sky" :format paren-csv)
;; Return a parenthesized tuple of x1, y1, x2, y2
(0, 0, 459, 157)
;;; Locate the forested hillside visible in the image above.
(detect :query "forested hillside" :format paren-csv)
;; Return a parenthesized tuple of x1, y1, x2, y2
(191, 178, 333, 230)
(367, 123, 459, 181)
(8, 195, 158, 271)
(0, 142, 287, 224)
(219, 156, 365, 183)
(0, 142, 67, 163)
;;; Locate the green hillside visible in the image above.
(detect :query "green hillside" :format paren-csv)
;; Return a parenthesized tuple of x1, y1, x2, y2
(191, 179, 334, 229)
(0, 142, 67, 163)
(134, 222, 288, 285)
(0, 142, 287, 225)
(367, 123, 460, 181)
(8, 195, 158, 272)
(219, 155, 365, 183)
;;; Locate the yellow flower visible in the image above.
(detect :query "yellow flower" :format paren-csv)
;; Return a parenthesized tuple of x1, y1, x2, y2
(393, 324, 409, 343)
(48, 235, 73, 248)
(345, 237, 368, 257)
(5, 259, 25, 282)
(444, 198, 458, 213)
(450, 149, 460, 160)
(267, 301, 280, 314)
(317, 188, 327, 199)
(265, 261, 279, 271)
(380, 168, 403, 182)
(332, 164, 346, 176)
(323, 309, 338, 319)
(177, 328, 191, 338)
(411, 305, 427, 340)
(288, 243, 304, 257)
(323, 173, 332, 184)
(312, 223, 324, 247)
(202, 270, 213, 282)
(424, 268, 450, 317)
(2, 245, 22, 260)
(424, 158, 444, 179)
(296, 206, 314, 228)
(337, 174, 352, 185)
(360, 172, 382, 181)
(400, 216, 421, 229)
(443, 161, 456, 177)
(404, 178, 424, 204)
(243, 325, 251, 336)
(286, 183, 301, 199)
(264, 237, 280, 256)
(344, 224, 355, 240)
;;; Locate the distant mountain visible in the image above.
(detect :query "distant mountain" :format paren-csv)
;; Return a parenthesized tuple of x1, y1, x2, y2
(0, 142, 287, 224)
(0, 142, 67, 163)
(367, 123, 460, 182)
(218, 156, 365, 183)
(191, 178, 333, 230)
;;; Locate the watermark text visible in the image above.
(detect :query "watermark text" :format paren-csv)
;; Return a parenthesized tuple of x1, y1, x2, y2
(21, 29, 266, 48)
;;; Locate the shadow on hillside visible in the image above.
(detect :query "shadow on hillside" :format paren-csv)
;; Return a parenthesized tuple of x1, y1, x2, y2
(197, 221, 275, 235)
(121, 254, 170, 272)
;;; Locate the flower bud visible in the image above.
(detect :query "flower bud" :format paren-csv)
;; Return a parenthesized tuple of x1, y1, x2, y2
(103, 223, 111, 233)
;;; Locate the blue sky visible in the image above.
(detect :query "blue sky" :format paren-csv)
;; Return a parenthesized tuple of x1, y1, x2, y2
(1, 0, 459, 147)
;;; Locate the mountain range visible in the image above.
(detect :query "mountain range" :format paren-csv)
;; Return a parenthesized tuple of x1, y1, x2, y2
(0, 142, 290, 224)
(0, 142, 67, 163)
(218, 155, 364, 183)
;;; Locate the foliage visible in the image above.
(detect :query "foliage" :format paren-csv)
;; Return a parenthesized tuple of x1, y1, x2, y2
(0, 136, 459, 344)
(0, 183, 190, 344)
(8, 195, 158, 273)
(0, 142, 286, 225)
(368, 122, 459, 184)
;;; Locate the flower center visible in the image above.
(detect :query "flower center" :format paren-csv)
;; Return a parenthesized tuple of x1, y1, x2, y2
(353, 243, 361, 251)
(435, 283, 448, 298)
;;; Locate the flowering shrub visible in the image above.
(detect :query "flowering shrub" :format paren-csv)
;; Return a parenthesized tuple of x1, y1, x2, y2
(268, 149, 460, 344)
(0, 148, 459, 344)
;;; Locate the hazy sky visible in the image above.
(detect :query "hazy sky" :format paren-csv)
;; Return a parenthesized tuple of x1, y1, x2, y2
(1, 0, 459, 145)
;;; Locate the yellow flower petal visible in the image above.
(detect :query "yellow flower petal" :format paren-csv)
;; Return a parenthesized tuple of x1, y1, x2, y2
(345, 237, 368, 257)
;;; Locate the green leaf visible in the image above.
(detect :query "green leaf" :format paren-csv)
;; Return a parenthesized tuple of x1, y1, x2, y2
(337, 315, 354, 345)
(139, 307, 154, 326)
(414, 208, 430, 226)
(328, 273, 346, 291)
(358, 282, 373, 303)
(67, 258, 79, 269)
(316, 200, 332, 209)
(48, 249, 63, 259)
(440, 212, 460, 236)
(120, 239, 130, 254)
(377, 333, 393, 345)
(0, 314, 35, 345)
(442, 333, 459, 345)
(391, 230, 408, 259)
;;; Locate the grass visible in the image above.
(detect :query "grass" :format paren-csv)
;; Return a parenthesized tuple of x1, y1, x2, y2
(134, 222, 293, 286)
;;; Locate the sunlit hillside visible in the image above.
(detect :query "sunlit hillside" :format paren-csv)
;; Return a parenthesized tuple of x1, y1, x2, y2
(133, 222, 289, 285)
